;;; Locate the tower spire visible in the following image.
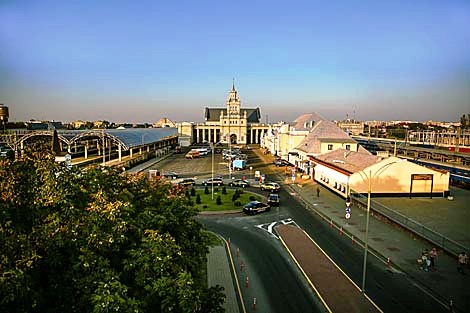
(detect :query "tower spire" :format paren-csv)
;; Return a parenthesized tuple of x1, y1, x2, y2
(232, 78, 235, 91)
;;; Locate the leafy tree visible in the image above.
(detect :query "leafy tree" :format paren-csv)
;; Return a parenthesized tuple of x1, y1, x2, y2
(0, 145, 224, 312)
(190, 187, 196, 196)
(232, 189, 241, 202)
(196, 194, 201, 204)
(222, 187, 227, 195)
(204, 186, 209, 194)
(461, 114, 470, 129)
(216, 196, 222, 205)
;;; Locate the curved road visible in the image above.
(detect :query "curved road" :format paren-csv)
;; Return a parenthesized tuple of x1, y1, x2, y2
(200, 185, 450, 313)
(151, 148, 450, 312)
(199, 211, 324, 313)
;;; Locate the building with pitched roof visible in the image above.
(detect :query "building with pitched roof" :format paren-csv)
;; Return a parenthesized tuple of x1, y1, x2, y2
(263, 113, 325, 160)
(153, 117, 176, 128)
(177, 82, 269, 145)
(263, 113, 368, 173)
(310, 150, 450, 197)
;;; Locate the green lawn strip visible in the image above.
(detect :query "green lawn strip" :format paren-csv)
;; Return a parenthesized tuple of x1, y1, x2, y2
(193, 188, 263, 211)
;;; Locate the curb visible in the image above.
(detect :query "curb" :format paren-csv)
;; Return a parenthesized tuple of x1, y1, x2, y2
(277, 233, 333, 313)
(217, 235, 247, 313)
(284, 174, 454, 312)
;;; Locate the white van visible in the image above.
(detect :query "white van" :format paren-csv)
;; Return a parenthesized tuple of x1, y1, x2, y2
(192, 148, 209, 156)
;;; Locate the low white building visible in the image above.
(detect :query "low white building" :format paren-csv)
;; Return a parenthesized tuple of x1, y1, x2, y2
(310, 149, 450, 198)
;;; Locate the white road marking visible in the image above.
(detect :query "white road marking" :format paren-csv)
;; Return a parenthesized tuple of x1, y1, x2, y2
(267, 221, 277, 234)
(255, 218, 299, 239)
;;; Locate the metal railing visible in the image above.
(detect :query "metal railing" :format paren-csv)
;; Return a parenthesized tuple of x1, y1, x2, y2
(350, 192, 469, 257)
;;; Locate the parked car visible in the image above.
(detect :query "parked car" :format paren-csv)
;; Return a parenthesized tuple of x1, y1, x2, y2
(202, 178, 224, 186)
(223, 152, 239, 160)
(235, 154, 247, 160)
(260, 182, 281, 192)
(177, 178, 196, 186)
(267, 193, 280, 206)
(243, 201, 271, 215)
(192, 148, 210, 156)
(185, 150, 200, 159)
(229, 179, 250, 188)
(273, 158, 290, 167)
(162, 172, 178, 179)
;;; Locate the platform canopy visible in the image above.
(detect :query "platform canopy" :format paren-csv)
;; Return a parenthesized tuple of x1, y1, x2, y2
(57, 128, 178, 151)
(103, 128, 177, 149)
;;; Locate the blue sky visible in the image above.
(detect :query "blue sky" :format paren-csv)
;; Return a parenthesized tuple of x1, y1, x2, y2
(1, 0, 469, 123)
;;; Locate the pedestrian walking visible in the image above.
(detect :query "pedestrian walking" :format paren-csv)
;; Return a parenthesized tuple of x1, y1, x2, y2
(316, 186, 320, 197)
(429, 247, 438, 270)
(420, 252, 429, 272)
(457, 252, 467, 275)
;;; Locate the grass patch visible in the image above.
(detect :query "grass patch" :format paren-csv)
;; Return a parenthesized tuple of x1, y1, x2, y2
(196, 189, 262, 211)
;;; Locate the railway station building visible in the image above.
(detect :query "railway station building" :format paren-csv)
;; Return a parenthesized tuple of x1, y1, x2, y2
(177, 82, 270, 145)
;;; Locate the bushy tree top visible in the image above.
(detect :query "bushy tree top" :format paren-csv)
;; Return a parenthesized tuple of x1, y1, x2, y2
(0, 147, 224, 312)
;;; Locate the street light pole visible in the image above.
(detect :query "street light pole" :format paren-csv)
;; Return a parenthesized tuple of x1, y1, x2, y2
(211, 143, 214, 200)
(211, 141, 223, 200)
(358, 160, 405, 293)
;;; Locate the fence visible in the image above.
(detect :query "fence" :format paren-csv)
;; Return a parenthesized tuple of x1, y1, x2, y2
(350, 192, 469, 257)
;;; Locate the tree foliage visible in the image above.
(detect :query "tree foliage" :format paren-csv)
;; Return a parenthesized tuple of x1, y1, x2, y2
(461, 114, 470, 129)
(0, 146, 225, 312)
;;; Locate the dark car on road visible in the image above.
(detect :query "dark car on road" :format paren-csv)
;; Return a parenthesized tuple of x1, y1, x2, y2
(163, 172, 178, 179)
(229, 179, 250, 188)
(260, 182, 281, 192)
(243, 201, 271, 215)
(202, 178, 224, 186)
(177, 178, 196, 186)
(273, 158, 290, 167)
(267, 193, 280, 206)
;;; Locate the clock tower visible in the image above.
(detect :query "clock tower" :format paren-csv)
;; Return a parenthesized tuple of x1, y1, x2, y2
(226, 79, 241, 116)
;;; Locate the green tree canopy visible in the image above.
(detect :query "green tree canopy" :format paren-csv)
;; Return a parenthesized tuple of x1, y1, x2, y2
(0, 146, 224, 312)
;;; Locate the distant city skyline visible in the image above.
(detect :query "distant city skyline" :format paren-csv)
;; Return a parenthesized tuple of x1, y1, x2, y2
(1, 0, 469, 123)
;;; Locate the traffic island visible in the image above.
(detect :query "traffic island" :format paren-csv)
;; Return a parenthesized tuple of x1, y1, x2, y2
(276, 224, 383, 313)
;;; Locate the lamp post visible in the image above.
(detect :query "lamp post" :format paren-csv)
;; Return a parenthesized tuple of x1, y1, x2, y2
(211, 142, 215, 200)
(355, 159, 405, 294)
(211, 140, 224, 200)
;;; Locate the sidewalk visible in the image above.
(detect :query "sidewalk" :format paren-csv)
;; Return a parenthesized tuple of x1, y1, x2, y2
(207, 243, 241, 313)
(253, 148, 470, 312)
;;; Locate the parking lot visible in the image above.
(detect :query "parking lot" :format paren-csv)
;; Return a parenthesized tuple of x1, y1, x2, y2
(147, 147, 258, 184)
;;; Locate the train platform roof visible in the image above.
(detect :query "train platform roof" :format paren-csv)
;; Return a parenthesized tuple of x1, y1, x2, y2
(56, 127, 178, 150)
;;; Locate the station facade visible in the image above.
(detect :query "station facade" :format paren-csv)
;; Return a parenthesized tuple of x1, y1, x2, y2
(177, 82, 269, 145)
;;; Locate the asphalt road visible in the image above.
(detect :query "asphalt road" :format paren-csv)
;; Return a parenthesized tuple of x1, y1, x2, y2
(201, 185, 451, 313)
(198, 212, 324, 313)
(278, 186, 450, 313)
(154, 148, 451, 312)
